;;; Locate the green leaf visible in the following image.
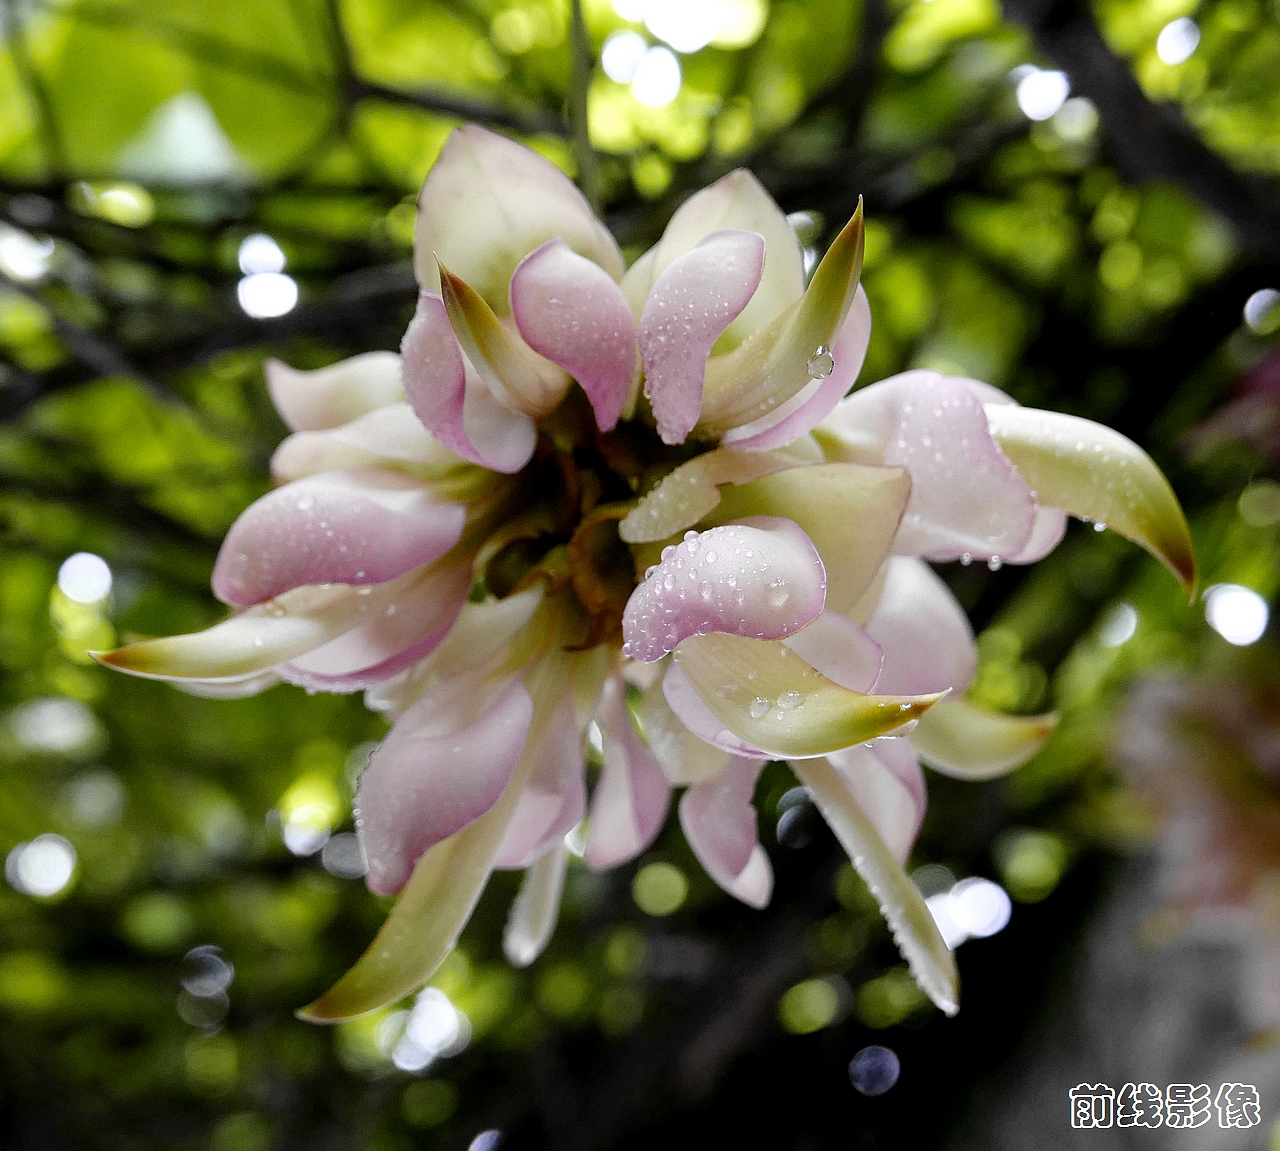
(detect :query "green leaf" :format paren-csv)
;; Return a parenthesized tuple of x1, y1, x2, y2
(672, 632, 943, 759)
(910, 697, 1057, 780)
(791, 756, 959, 1016)
(985, 403, 1196, 596)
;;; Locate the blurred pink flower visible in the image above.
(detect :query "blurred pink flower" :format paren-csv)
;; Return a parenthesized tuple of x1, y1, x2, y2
(100, 126, 1194, 1022)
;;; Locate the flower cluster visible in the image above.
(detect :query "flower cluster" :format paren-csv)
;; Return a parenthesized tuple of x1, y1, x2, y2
(102, 126, 1194, 1022)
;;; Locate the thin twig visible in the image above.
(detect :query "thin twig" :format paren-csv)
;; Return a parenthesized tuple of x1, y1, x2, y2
(351, 78, 567, 138)
(569, 0, 601, 212)
(5, 0, 67, 176)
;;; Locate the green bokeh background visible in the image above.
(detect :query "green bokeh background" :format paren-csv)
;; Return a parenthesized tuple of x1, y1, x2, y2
(1, 0, 1279, 1146)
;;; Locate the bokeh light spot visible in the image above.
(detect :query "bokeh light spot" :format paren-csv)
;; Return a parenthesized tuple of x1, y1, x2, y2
(1156, 17, 1200, 65)
(58, 552, 112, 603)
(849, 1044, 900, 1096)
(5, 834, 76, 897)
(1015, 68, 1070, 121)
(631, 47, 681, 107)
(237, 233, 286, 275)
(1098, 602, 1137, 648)
(237, 272, 298, 318)
(1244, 288, 1280, 335)
(1204, 583, 1269, 646)
(632, 861, 688, 915)
(778, 977, 842, 1034)
(602, 30, 648, 83)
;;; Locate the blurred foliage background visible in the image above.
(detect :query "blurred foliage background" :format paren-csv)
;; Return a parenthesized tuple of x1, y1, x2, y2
(1, 0, 1280, 1147)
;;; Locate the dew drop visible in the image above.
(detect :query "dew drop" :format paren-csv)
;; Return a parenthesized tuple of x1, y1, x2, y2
(767, 579, 790, 608)
(776, 690, 804, 710)
(1093, 521, 1107, 532)
(806, 346, 834, 379)
(987, 555, 1003, 571)
(749, 697, 770, 719)
(960, 552, 972, 566)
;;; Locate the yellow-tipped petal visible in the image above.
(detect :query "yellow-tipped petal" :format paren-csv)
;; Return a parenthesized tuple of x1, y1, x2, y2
(910, 698, 1057, 780)
(672, 632, 944, 759)
(706, 463, 910, 615)
(697, 203, 864, 436)
(791, 756, 959, 1016)
(984, 404, 1196, 597)
(95, 579, 411, 681)
(299, 744, 534, 1022)
(437, 258, 568, 418)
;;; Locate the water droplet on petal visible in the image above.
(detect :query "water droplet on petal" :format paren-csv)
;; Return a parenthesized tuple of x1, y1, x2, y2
(806, 346, 834, 379)
(960, 552, 972, 566)
(987, 555, 1003, 571)
(776, 690, 804, 710)
(1093, 521, 1107, 532)
(749, 697, 770, 719)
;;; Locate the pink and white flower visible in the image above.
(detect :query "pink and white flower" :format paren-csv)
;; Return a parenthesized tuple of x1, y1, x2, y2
(99, 126, 1195, 1023)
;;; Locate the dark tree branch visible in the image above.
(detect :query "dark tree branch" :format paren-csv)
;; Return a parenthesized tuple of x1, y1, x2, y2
(1002, 0, 1280, 266)
(349, 79, 567, 138)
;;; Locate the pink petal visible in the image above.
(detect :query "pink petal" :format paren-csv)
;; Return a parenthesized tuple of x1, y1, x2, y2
(621, 517, 826, 663)
(211, 469, 466, 607)
(416, 125, 624, 308)
(829, 371, 1035, 561)
(721, 286, 872, 451)
(510, 239, 637, 432)
(356, 675, 534, 896)
(1006, 506, 1067, 564)
(825, 738, 926, 864)
(782, 611, 882, 693)
(271, 403, 460, 483)
(622, 169, 804, 344)
(585, 676, 671, 868)
(659, 612, 881, 761)
(679, 757, 772, 908)
(864, 557, 976, 696)
(494, 690, 586, 869)
(401, 291, 536, 474)
(639, 230, 766, 445)
(265, 353, 403, 432)
(278, 561, 472, 692)
(936, 379, 1066, 563)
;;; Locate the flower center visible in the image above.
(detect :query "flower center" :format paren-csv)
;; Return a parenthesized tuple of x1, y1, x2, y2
(478, 389, 701, 648)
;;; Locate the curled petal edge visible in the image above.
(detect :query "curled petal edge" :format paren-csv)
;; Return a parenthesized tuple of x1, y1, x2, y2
(984, 403, 1196, 597)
